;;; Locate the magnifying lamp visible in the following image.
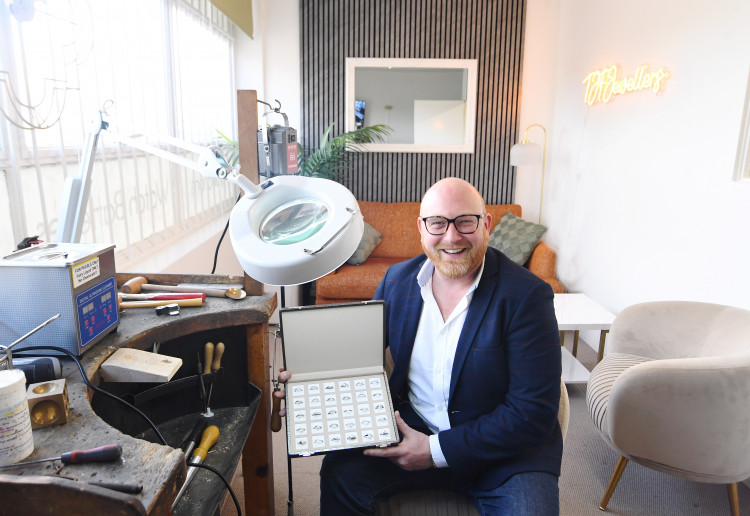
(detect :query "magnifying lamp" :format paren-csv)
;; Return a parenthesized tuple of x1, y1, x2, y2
(57, 110, 364, 286)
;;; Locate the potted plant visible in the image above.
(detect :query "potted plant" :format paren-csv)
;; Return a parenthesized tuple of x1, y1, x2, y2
(296, 123, 391, 183)
(216, 123, 391, 184)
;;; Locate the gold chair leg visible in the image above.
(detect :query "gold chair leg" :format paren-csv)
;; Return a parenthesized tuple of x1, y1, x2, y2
(727, 483, 739, 516)
(599, 456, 629, 511)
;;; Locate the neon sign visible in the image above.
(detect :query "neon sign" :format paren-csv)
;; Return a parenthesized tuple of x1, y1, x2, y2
(583, 65, 669, 105)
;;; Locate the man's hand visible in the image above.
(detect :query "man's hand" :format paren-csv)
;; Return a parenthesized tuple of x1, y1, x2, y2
(275, 369, 292, 417)
(363, 411, 434, 471)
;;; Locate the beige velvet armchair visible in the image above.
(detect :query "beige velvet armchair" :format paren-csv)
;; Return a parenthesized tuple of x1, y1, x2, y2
(586, 301, 750, 515)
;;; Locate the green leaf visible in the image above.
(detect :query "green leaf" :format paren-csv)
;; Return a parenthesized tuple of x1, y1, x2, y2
(215, 124, 392, 184)
(297, 123, 392, 182)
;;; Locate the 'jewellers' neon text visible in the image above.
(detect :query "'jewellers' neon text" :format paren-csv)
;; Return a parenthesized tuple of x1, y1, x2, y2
(583, 65, 669, 105)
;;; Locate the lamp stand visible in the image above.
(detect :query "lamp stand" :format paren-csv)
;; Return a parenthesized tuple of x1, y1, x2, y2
(520, 124, 547, 224)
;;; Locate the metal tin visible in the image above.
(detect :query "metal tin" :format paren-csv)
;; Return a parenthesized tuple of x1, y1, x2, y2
(0, 243, 119, 356)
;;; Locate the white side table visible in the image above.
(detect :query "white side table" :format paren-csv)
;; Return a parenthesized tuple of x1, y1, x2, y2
(561, 346, 591, 384)
(554, 293, 616, 363)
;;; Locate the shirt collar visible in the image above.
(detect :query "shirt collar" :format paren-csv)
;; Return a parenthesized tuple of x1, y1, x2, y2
(417, 255, 486, 294)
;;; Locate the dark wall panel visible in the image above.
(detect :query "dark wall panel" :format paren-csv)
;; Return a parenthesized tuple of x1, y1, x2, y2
(300, 0, 525, 204)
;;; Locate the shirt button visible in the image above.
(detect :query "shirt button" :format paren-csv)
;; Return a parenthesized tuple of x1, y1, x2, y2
(438, 405, 445, 411)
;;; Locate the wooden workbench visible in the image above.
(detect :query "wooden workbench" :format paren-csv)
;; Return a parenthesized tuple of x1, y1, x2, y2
(0, 272, 277, 515)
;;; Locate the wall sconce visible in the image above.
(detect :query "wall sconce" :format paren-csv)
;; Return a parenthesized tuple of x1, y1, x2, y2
(510, 124, 547, 224)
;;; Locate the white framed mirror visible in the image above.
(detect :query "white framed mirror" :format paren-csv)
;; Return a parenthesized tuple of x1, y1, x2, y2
(345, 58, 478, 153)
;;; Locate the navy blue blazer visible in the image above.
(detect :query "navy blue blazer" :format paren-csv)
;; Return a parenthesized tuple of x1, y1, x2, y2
(374, 247, 562, 490)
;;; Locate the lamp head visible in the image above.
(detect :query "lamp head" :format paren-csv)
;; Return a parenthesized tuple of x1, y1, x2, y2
(509, 141, 543, 166)
(229, 176, 364, 286)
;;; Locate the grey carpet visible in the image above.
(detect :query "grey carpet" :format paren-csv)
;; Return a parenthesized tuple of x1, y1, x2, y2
(224, 335, 750, 515)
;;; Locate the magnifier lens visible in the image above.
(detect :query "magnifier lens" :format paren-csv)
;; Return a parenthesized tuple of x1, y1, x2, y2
(260, 199, 330, 245)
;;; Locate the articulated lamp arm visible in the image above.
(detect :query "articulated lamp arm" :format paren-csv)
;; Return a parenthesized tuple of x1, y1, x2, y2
(57, 110, 261, 243)
(56, 109, 365, 286)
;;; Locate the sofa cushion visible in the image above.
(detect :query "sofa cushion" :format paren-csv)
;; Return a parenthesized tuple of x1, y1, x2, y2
(488, 212, 547, 265)
(359, 201, 424, 259)
(346, 221, 383, 265)
(317, 257, 401, 300)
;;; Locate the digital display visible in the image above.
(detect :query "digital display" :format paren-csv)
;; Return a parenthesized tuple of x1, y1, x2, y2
(355, 100, 366, 129)
(76, 276, 118, 349)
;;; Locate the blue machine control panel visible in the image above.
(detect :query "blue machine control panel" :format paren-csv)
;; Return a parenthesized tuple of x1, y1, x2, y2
(76, 276, 119, 349)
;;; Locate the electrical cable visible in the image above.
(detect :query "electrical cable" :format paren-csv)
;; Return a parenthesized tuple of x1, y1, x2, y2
(13, 346, 168, 446)
(189, 462, 242, 516)
(14, 346, 243, 512)
(211, 192, 242, 274)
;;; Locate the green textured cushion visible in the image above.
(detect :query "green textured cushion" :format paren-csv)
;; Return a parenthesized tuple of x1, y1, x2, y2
(488, 212, 547, 265)
(346, 221, 383, 265)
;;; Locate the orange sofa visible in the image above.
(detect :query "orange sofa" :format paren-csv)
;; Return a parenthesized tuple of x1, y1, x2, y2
(315, 201, 564, 305)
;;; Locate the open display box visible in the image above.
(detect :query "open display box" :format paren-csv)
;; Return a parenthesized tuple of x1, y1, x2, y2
(280, 301, 399, 456)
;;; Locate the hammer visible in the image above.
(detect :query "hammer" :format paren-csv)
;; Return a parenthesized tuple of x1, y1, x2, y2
(117, 297, 204, 310)
(121, 276, 230, 298)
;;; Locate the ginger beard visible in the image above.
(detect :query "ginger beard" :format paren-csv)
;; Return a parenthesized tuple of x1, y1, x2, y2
(421, 226, 489, 279)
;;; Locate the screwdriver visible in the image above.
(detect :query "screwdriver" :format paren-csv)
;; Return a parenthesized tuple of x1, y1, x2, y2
(172, 425, 220, 509)
(180, 417, 208, 459)
(0, 444, 122, 469)
(204, 341, 225, 418)
(211, 342, 225, 372)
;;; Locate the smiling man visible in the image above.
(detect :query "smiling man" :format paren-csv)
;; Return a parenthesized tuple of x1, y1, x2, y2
(281, 177, 562, 515)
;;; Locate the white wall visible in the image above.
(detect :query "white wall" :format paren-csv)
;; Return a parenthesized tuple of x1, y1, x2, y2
(257, 0, 301, 132)
(519, 0, 750, 317)
(153, 0, 304, 320)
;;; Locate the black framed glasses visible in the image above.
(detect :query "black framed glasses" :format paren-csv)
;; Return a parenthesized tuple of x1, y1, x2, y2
(421, 214, 484, 235)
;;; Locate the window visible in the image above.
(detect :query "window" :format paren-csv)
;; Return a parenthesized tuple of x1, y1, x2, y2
(0, 0, 238, 265)
(734, 68, 750, 182)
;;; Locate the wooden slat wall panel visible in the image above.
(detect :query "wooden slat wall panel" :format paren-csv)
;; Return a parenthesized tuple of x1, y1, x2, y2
(300, 0, 525, 204)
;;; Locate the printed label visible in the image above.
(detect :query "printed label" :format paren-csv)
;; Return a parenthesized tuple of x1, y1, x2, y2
(72, 256, 100, 289)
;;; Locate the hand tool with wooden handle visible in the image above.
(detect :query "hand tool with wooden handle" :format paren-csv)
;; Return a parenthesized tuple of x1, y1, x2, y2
(180, 418, 208, 459)
(120, 276, 148, 293)
(172, 425, 220, 509)
(203, 342, 214, 374)
(203, 341, 225, 418)
(117, 298, 204, 310)
(211, 342, 225, 372)
(271, 385, 282, 432)
(118, 292, 206, 301)
(270, 330, 283, 432)
(0, 444, 122, 468)
(57, 475, 144, 494)
(121, 276, 233, 298)
(141, 283, 233, 298)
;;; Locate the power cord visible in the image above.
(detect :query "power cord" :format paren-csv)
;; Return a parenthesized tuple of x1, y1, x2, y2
(15, 346, 167, 445)
(13, 346, 242, 515)
(189, 462, 243, 516)
(211, 192, 242, 274)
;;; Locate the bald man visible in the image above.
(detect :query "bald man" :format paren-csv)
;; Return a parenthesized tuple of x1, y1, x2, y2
(281, 178, 562, 515)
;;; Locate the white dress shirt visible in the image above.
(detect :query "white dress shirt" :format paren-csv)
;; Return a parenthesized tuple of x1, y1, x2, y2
(408, 259, 484, 467)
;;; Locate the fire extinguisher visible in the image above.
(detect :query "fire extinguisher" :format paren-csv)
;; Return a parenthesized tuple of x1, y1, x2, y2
(257, 99, 298, 178)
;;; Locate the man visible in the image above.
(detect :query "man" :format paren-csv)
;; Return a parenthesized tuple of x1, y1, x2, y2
(279, 177, 562, 515)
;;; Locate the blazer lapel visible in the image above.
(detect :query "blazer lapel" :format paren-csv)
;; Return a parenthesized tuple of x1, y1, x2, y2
(449, 251, 500, 398)
(389, 271, 424, 395)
